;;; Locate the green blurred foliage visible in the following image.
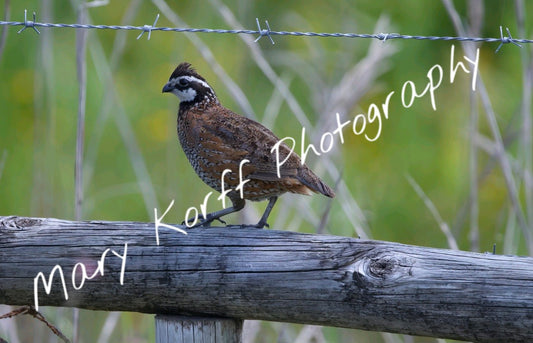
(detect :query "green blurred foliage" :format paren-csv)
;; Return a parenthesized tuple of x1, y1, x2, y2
(1, 0, 532, 342)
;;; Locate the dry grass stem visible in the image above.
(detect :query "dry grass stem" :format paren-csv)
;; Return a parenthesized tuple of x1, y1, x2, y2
(406, 174, 459, 250)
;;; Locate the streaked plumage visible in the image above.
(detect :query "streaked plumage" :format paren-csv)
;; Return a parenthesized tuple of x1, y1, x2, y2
(163, 62, 334, 228)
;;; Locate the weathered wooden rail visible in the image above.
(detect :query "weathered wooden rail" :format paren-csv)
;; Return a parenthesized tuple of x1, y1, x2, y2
(1, 215, 532, 342)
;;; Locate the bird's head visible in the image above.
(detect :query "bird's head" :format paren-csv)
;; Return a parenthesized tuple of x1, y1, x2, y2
(162, 62, 218, 105)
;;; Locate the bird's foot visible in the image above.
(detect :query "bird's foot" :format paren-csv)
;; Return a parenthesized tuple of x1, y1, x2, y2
(251, 220, 269, 229)
(223, 221, 269, 229)
(182, 216, 226, 228)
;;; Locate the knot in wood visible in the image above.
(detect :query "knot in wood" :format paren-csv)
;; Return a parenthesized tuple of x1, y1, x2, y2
(368, 257, 396, 278)
(351, 253, 411, 289)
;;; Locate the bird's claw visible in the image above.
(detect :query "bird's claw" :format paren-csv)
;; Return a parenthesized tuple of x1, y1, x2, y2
(181, 215, 226, 228)
(251, 221, 269, 229)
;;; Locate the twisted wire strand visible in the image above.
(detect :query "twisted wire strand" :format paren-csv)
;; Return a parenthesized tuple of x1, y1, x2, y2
(1, 11, 532, 49)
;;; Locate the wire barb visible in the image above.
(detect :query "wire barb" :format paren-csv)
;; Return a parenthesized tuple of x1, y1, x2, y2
(137, 13, 159, 40)
(376, 32, 394, 42)
(495, 26, 522, 53)
(17, 9, 40, 34)
(254, 18, 275, 44)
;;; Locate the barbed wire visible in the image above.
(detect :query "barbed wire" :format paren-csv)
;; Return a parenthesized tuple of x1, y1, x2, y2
(1, 9, 531, 52)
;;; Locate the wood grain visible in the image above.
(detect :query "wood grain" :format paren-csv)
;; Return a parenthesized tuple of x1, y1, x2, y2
(1, 215, 532, 342)
(155, 316, 242, 343)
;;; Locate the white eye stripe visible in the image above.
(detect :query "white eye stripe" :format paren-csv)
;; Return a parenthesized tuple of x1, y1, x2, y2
(170, 75, 213, 92)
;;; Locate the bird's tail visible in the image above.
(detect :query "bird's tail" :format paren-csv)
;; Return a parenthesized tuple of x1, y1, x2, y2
(297, 167, 335, 198)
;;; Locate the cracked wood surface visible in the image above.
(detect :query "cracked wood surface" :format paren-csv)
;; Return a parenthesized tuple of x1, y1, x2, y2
(1, 215, 532, 342)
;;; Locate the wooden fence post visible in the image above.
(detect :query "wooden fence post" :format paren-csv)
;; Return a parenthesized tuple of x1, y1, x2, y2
(155, 315, 243, 343)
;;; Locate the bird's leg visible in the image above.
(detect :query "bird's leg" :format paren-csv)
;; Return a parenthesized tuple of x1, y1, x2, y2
(184, 198, 245, 228)
(182, 211, 227, 227)
(253, 196, 278, 229)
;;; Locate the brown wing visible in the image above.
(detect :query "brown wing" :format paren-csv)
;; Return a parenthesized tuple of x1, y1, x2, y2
(197, 107, 300, 176)
(190, 106, 335, 198)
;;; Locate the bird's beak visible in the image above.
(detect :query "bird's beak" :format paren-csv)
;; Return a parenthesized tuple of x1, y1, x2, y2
(162, 83, 173, 93)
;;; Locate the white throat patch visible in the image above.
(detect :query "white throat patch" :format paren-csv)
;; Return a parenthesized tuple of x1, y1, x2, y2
(172, 87, 197, 102)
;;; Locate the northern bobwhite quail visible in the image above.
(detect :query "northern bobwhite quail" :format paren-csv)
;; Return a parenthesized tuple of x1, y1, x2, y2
(163, 62, 334, 228)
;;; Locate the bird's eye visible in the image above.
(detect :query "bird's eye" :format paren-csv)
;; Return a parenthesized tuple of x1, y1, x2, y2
(178, 78, 190, 87)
